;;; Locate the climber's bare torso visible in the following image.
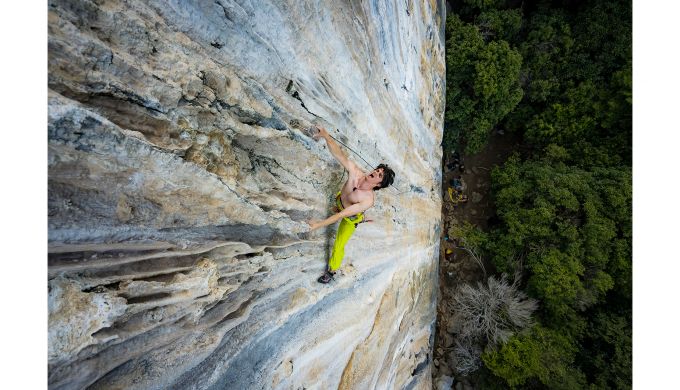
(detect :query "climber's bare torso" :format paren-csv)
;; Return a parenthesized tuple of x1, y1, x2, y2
(308, 126, 385, 231)
(339, 166, 376, 211)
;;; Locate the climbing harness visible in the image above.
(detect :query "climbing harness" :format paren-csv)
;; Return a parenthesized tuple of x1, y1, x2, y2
(335, 191, 368, 228)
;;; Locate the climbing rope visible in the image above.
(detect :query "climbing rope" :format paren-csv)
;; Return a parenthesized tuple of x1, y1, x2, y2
(325, 132, 377, 172)
(306, 126, 413, 196)
(291, 116, 420, 195)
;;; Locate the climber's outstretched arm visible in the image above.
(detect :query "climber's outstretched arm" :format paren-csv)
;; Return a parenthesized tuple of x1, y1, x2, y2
(313, 126, 360, 174)
(308, 199, 371, 231)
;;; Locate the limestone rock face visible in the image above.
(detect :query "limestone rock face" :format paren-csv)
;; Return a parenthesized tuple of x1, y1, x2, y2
(48, 0, 445, 389)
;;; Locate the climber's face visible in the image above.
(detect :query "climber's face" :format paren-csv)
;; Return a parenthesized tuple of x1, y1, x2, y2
(366, 168, 384, 189)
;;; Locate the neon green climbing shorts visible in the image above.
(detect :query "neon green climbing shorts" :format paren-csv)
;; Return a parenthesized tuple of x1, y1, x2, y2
(329, 192, 364, 271)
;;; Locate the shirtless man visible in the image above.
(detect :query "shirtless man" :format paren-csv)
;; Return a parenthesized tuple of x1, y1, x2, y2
(308, 126, 395, 283)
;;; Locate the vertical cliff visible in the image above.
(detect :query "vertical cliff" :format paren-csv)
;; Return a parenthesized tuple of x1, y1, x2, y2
(48, 0, 445, 388)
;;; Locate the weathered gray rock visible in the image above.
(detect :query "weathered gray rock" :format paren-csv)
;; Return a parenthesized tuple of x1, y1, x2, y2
(439, 362, 454, 377)
(471, 192, 483, 203)
(443, 332, 454, 348)
(446, 320, 457, 335)
(435, 375, 454, 390)
(48, 0, 445, 389)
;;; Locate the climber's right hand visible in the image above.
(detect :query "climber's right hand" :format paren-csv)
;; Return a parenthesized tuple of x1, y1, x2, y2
(313, 126, 328, 141)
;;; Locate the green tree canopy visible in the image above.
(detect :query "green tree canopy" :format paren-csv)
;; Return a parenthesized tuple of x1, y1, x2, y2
(444, 14, 523, 153)
(444, 0, 631, 386)
(487, 157, 631, 321)
(475, 8, 523, 43)
(482, 325, 586, 389)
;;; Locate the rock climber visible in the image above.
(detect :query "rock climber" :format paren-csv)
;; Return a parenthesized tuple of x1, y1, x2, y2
(307, 126, 395, 283)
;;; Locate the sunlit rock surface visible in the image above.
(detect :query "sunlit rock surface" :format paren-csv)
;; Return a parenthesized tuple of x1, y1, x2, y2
(48, 0, 445, 388)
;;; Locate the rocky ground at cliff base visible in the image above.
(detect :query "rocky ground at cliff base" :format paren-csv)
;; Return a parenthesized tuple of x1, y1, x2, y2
(432, 130, 522, 389)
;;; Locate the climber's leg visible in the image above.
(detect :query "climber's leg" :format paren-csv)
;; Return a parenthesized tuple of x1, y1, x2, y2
(328, 217, 357, 272)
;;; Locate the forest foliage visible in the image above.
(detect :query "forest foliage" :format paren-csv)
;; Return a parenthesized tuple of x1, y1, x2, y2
(443, 0, 632, 388)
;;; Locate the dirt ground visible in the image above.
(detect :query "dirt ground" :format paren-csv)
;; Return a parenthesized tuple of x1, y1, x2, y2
(432, 130, 522, 388)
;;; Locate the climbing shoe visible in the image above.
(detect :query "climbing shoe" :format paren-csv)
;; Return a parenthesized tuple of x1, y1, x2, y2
(317, 271, 335, 284)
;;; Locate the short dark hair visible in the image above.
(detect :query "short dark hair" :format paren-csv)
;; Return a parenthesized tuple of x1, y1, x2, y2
(374, 163, 395, 190)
